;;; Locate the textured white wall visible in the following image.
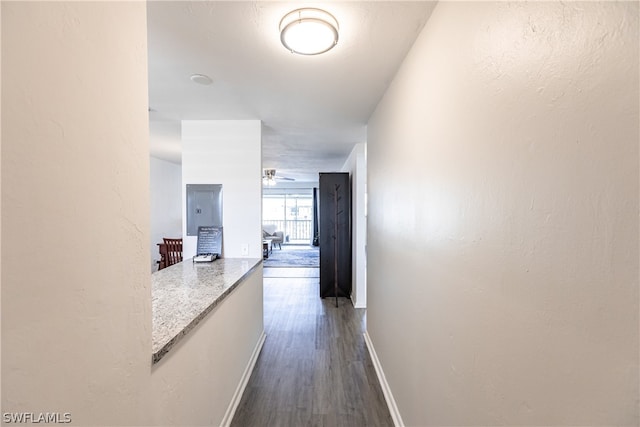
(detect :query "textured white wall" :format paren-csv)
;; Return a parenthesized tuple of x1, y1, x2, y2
(367, 2, 639, 425)
(342, 143, 367, 308)
(2, 2, 152, 424)
(182, 120, 263, 259)
(150, 157, 182, 271)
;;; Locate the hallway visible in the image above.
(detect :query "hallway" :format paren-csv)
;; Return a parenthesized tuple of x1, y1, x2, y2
(231, 268, 392, 426)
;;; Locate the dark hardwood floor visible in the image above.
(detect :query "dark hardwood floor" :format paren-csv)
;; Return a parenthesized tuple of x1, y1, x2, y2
(231, 268, 393, 427)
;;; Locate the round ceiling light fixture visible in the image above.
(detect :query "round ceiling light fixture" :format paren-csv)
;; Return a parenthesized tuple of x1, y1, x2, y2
(279, 8, 339, 55)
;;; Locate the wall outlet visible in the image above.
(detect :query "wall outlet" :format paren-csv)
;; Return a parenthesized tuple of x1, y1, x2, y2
(241, 244, 249, 256)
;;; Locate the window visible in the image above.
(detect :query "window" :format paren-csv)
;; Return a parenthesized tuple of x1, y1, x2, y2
(263, 192, 313, 243)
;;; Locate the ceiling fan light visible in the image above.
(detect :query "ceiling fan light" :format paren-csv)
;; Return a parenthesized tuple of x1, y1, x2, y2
(263, 169, 277, 186)
(280, 8, 339, 55)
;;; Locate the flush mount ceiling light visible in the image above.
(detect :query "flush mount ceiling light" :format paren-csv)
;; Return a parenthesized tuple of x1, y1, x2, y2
(279, 8, 339, 55)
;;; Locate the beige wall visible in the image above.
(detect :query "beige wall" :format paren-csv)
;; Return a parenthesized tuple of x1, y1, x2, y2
(2, 2, 152, 424)
(1, 1, 4, 409)
(367, 2, 639, 425)
(2, 3, 264, 425)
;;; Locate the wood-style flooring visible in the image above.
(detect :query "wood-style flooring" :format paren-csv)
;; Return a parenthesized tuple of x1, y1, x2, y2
(231, 267, 393, 427)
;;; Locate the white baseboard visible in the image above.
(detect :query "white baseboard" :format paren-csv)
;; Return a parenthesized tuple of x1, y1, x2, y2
(350, 294, 366, 309)
(363, 331, 404, 427)
(220, 331, 267, 427)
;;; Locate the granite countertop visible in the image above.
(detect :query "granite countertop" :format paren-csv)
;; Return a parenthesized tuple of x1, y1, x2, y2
(151, 257, 262, 364)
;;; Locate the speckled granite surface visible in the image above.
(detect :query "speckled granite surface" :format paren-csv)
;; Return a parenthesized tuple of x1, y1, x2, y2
(152, 258, 262, 364)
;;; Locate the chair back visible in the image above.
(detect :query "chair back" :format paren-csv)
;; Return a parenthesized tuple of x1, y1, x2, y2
(163, 238, 183, 267)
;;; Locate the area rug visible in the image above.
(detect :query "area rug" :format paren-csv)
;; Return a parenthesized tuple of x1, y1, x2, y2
(263, 245, 319, 268)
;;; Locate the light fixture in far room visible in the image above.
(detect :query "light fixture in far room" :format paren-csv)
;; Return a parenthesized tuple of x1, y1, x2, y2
(263, 169, 277, 186)
(263, 168, 295, 186)
(279, 8, 339, 55)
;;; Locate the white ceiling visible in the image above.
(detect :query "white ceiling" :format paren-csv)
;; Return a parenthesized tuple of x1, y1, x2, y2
(147, 1, 436, 183)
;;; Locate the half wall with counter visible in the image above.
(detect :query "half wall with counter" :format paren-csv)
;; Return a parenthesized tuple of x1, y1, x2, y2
(149, 257, 264, 426)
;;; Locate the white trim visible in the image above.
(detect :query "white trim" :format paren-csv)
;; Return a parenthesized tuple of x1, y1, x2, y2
(350, 294, 366, 309)
(363, 331, 404, 427)
(220, 331, 267, 427)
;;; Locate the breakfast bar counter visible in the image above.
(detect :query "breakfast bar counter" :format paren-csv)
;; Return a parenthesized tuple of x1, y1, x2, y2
(151, 257, 262, 364)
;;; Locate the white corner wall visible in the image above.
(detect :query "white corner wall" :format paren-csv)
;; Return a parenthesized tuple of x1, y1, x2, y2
(367, 2, 639, 426)
(181, 120, 263, 259)
(342, 143, 367, 308)
(150, 157, 182, 271)
(2, 2, 152, 424)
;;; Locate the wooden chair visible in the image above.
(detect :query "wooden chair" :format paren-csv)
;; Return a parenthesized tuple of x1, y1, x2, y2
(158, 238, 183, 270)
(163, 238, 183, 266)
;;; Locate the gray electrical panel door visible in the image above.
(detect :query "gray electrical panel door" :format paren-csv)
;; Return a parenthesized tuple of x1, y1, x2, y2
(186, 184, 223, 236)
